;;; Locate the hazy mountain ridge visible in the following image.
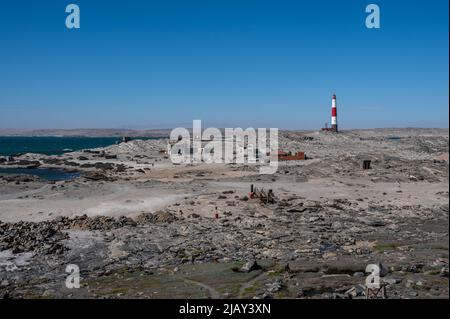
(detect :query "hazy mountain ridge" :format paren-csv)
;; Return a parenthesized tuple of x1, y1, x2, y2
(0, 129, 172, 137)
(0, 127, 447, 137)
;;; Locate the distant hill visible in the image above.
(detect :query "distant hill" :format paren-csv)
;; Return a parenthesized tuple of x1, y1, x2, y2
(0, 127, 447, 137)
(0, 129, 172, 138)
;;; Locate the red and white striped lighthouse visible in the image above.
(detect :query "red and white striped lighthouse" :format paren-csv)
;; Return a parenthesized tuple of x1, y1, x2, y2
(331, 94, 338, 132)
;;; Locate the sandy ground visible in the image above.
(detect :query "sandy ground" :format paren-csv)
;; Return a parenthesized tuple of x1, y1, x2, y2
(0, 181, 190, 222)
(3, 173, 445, 223)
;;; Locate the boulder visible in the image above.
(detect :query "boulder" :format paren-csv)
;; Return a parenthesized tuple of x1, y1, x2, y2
(240, 260, 262, 272)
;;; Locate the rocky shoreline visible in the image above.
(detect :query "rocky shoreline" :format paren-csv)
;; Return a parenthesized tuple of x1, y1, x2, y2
(0, 128, 448, 299)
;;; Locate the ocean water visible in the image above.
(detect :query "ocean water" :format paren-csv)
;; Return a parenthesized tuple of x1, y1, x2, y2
(0, 167, 81, 181)
(0, 136, 156, 156)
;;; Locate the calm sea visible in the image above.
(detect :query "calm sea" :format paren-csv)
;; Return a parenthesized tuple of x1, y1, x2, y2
(0, 167, 81, 181)
(0, 136, 157, 156)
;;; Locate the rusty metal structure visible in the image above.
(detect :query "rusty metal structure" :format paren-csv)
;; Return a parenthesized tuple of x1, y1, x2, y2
(249, 185, 276, 204)
(277, 150, 306, 161)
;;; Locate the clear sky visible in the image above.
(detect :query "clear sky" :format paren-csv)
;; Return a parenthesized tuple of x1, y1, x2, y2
(0, 0, 448, 130)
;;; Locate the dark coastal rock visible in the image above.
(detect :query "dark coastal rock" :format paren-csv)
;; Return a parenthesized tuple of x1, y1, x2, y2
(319, 243, 338, 254)
(63, 161, 80, 167)
(54, 214, 136, 231)
(115, 164, 127, 172)
(0, 220, 68, 254)
(135, 211, 177, 224)
(94, 162, 115, 170)
(0, 174, 41, 183)
(84, 171, 113, 181)
(42, 158, 63, 165)
(79, 163, 95, 168)
(13, 160, 41, 168)
(83, 149, 101, 154)
(266, 279, 283, 293)
(239, 260, 262, 272)
(0, 215, 143, 257)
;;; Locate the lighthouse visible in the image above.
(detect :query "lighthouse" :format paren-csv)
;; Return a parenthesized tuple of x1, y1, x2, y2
(331, 94, 338, 132)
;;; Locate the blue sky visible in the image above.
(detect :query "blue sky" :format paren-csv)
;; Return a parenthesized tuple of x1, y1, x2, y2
(0, 0, 448, 129)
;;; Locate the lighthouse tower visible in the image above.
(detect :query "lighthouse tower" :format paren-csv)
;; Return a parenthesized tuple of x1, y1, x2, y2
(331, 94, 338, 132)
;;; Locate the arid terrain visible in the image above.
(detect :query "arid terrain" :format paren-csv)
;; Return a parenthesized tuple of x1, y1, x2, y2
(0, 128, 448, 299)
